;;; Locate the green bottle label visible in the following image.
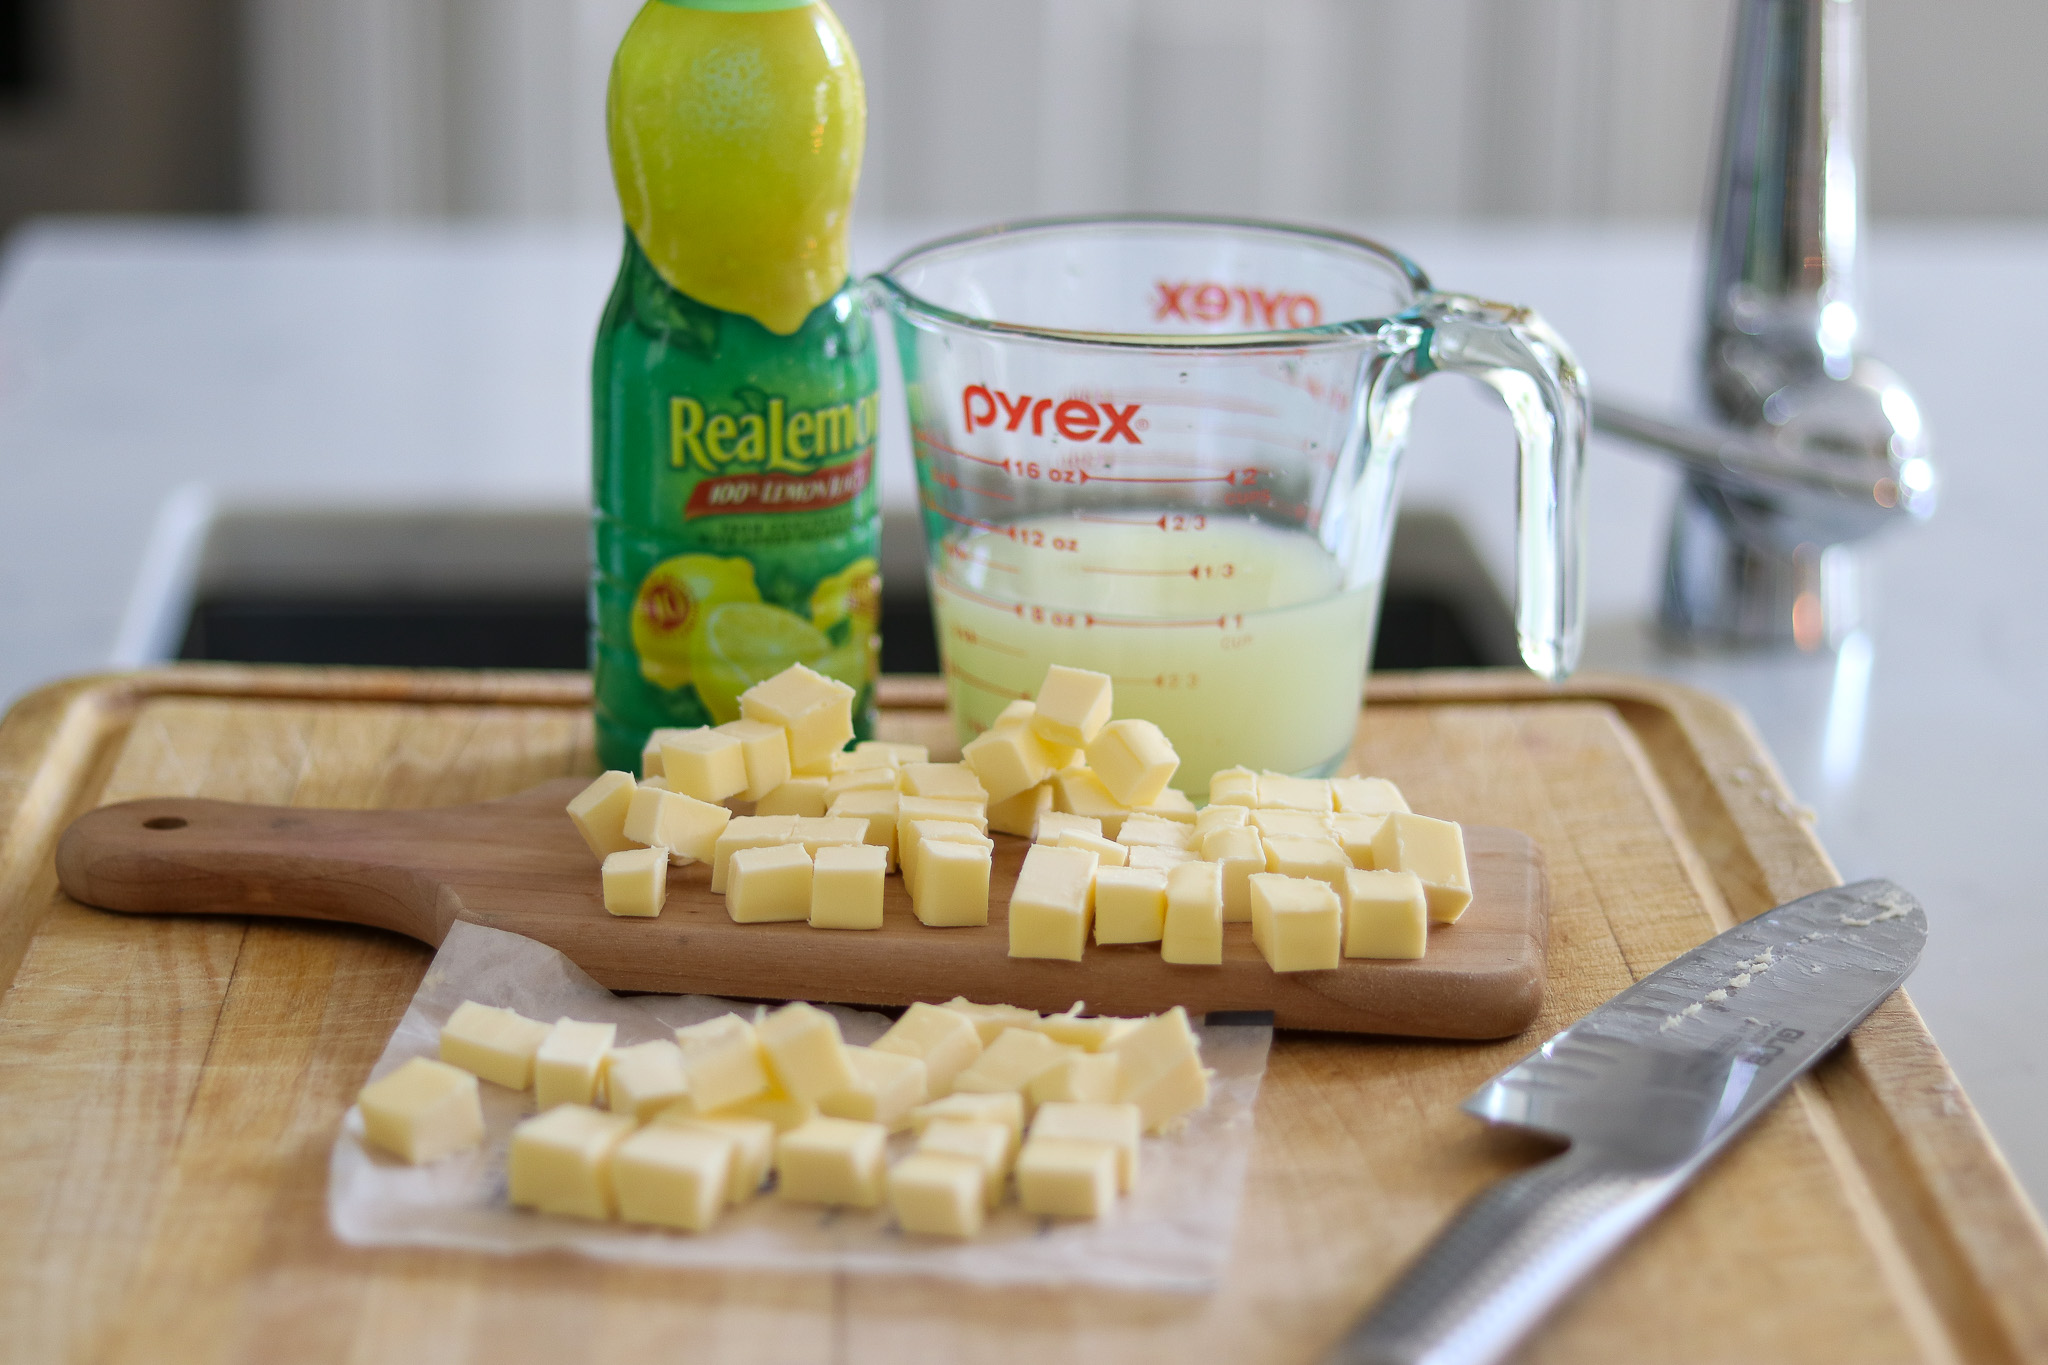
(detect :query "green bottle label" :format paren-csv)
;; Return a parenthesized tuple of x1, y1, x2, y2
(591, 231, 880, 772)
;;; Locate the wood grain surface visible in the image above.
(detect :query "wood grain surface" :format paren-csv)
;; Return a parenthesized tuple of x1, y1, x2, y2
(51, 779, 1547, 1037)
(1, 664, 2044, 1365)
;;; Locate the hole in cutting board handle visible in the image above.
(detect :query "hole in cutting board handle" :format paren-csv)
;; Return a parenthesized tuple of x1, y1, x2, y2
(142, 816, 188, 831)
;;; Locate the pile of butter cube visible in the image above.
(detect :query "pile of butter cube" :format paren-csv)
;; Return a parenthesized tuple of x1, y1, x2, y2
(353, 992, 1207, 1239)
(560, 658, 1471, 970)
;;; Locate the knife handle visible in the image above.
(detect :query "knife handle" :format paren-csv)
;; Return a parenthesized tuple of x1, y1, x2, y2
(1331, 1148, 1680, 1365)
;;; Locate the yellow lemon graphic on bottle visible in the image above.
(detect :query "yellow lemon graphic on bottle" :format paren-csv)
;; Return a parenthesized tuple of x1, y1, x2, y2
(631, 553, 761, 691)
(809, 555, 879, 694)
(689, 600, 837, 724)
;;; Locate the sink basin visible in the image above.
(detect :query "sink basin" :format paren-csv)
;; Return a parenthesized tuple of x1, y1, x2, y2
(175, 505, 1517, 673)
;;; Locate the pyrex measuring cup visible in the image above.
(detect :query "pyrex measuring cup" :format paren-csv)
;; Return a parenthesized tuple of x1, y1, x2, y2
(872, 216, 1586, 791)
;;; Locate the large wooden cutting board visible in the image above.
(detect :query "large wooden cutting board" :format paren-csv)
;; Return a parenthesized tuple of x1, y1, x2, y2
(2, 665, 2045, 1365)
(50, 777, 1546, 1037)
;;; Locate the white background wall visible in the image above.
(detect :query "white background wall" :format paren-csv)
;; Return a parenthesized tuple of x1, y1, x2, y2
(240, 0, 2048, 226)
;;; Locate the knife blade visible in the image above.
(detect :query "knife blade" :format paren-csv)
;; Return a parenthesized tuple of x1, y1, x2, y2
(1332, 878, 1926, 1365)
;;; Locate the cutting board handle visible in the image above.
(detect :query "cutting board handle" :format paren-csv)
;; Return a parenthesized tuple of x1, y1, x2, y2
(56, 798, 457, 945)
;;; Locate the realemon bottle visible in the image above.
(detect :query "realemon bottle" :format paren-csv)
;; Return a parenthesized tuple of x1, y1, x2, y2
(592, 0, 876, 771)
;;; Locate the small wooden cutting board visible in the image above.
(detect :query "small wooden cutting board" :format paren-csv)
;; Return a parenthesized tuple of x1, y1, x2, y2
(53, 775, 1547, 1037)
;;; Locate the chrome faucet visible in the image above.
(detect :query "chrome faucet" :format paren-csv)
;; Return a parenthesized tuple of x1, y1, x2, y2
(1595, 0, 1935, 650)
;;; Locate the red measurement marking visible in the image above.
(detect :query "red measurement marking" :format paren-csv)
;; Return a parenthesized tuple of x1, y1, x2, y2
(1114, 673, 1202, 689)
(948, 624, 1027, 657)
(916, 431, 1013, 471)
(932, 575, 1025, 616)
(944, 543, 1018, 573)
(926, 467, 1015, 500)
(945, 660, 1030, 701)
(1083, 612, 1242, 630)
(919, 498, 1006, 534)
(1078, 468, 1250, 486)
(1082, 566, 1187, 577)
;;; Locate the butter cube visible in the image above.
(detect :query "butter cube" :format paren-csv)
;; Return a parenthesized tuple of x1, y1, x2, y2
(566, 771, 639, 861)
(1009, 843, 1099, 961)
(1137, 785, 1196, 817)
(910, 1090, 1025, 1159)
(953, 1026, 1075, 1102)
(889, 1152, 986, 1238)
(1085, 719, 1180, 807)
(1032, 1008, 1140, 1051)
(1016, 1137, 1118, 1219)
(757, 1001, 856, 1103)
(918, 1118, 1012, 1207)
(1329, 812, 1389, 869)
(659, 1112, 776, 1204)
(439, 1000, 550, 1089)
(716, 718, 794, 801)
(1027, 1051, 1121, 1108)
(755, 776, 829, 818)
(1263, 835, 1350, 891)
(712, 1088, 817, 1132)
(1105, 1006, 1210, 1133)
(358, 1056, 484, 1164)
(913, 837, 992, 928)
(1258, 772, 1333, 812)
(641, 729, 684, 779)
(1127, 845, 1197, 872)
(739, 663, 855, 774)
(833, 747, 900, 774)
(901, 762, 988, 803)
(827, 788, 900, 868)
(898, 795, 988, 834)
(1194, 803, 1250, 838)
(1333, 775, 1411, 815)
(810, 842, 888, 930)
(658, 727, 749, 803)
(1031, 664, 1114, 748)
(1202, 825, 1266, 923)
(1162, 860, 1225, 965)
(819, 1045, 927, 1130)
(623, 785, 732, 863)
(993, 698, 1037, 729)
(793, 815, 868, 856)
(613, 1125, 732, 1232)
(1250, 873, 1343, 972)
(873, 1001, 984, 1097)
(1344, 868, 1429, 959)
(1033, 811, 1102, 845)
(1052, 766, 1130, 836)
(508, 1104, 634, 1219)
(775, 1116, 887, 1208)
(1093, 867, 1168, 945)
(1208, 765, 1258, 807)
(602, 845, 670, 918)
(676, 1014, 770, 1112)
(534, 1017, 617, 1109)
(1031, 1100, 1143, 1191)
(937, 997, 1042, 1048)
(824, 765, 899, 803)
(963, 724, 1056, 803)
(1250, 809, 1331, 840)
(986, 781, 1054, 838)
(711, 814, 798, 893)
(1057, 827, 1128, 867)
(1372, 813, 1473, 923)
(855, 740, 927, 764)
(726, 843, 813, 923)
(1118, 815, 1194, 851)
(608, 1038, 691, 1121)
(900, 817, 990, 889)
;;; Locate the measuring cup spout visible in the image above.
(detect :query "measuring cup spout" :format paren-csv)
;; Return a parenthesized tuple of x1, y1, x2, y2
(1403, 293, 1590, 681)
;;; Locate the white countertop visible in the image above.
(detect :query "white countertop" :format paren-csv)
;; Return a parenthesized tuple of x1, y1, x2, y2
(1, 216, 2041, 1214)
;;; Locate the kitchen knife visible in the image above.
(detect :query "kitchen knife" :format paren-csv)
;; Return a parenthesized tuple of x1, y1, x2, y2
(1332, 877, 1926, 1365)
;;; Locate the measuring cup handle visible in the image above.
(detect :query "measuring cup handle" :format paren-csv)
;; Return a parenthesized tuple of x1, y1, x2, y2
(1399, 293, 1589, 681)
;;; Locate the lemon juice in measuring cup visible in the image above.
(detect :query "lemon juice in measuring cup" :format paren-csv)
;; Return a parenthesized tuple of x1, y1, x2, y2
(933, 514, 1378, 789)
(874, 217, 1588, 793)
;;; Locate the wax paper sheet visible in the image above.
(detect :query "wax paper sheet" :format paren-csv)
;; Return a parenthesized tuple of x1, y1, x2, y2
(329, 921, 1271, 1291)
